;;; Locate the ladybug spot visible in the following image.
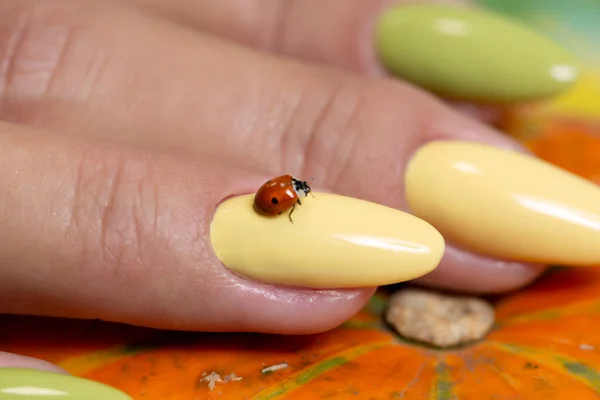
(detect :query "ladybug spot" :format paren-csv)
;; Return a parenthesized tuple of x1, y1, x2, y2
(271, 197, 279, 205)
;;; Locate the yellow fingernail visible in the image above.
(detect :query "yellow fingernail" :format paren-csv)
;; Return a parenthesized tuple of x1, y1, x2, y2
(210, 193, 445, 288)
(405, 141, 600, 265)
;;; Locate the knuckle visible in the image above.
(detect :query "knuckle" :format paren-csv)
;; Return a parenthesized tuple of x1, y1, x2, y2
(286, 75, 428, 201)
(66, 147, 158, 277)
(0, 0, 104, 118)
(280, 72, 367, 184)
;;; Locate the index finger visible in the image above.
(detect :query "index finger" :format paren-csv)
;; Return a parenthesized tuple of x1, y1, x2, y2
(0, 121, 444, 333)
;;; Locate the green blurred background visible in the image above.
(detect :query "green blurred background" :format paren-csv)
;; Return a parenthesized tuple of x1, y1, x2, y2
(478, 0, 600, 64)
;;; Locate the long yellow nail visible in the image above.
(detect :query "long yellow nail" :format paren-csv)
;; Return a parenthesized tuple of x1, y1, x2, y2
(210, 193, 445, 288)
(405, 141, 600, 265)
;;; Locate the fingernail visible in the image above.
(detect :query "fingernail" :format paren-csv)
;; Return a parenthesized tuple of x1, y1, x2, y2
(405, 141, 600, 265)
(0, 368, 132, 399)
(375, 4, 579, 102)
(210, 193, 445, 288)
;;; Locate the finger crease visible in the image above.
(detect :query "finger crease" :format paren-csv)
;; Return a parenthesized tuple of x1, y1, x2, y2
(298, 81, 343, 177)
(99, 157, 125, 270)
(0, 7, 30, 106)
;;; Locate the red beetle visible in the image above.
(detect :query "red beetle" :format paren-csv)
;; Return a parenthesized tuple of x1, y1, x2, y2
(253, 175, 312, 222)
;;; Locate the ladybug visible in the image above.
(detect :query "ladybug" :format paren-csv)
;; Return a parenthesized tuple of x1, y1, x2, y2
(253, 175, 312, 222)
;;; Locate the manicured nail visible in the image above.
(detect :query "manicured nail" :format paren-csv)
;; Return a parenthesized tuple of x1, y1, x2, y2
(405, 141, 600, 265)
(0, 368, 131, 399)
(210, 192, 445, 288)
(375, 4, 579, 102)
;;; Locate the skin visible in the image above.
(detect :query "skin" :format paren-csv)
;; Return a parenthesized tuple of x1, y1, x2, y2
(0, 0, 547, 373)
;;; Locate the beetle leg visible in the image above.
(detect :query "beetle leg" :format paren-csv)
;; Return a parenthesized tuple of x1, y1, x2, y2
(288, 204, 296, 223)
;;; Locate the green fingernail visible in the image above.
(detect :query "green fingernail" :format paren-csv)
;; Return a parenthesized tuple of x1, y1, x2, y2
(0, 368, 132, 399)
(375, 5, 580, 102)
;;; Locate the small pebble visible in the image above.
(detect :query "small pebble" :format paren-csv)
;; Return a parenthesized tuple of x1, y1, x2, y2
(385, 288, 495, 347)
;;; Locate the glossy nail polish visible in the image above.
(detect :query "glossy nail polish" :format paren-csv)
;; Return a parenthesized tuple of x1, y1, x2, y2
(210, 193, 445, 288)
(375, 5, 579, 102)
(405, 140, 600, 265)
(0, 368, 132, 399)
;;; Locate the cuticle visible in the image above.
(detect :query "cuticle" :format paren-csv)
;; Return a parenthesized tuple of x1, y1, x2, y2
(213, 191, 252, 210)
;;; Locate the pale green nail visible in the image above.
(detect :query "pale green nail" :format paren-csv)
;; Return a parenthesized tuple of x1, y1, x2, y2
(0, 368, 132, 399)
(375, 5, 580, 102)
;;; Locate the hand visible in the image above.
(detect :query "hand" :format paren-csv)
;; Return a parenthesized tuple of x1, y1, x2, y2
(0, 0, 594, 397)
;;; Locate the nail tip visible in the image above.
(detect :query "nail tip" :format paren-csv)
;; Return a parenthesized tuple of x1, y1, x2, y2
(406, 140, 600, 266)
(375, 4, 580, 101)
(211, 192, 446, 288)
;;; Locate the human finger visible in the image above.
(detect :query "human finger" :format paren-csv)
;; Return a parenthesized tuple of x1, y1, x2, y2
(0, 0, 589, 293)
(0, 121, 447, 333)
(131, 0, 578, 104)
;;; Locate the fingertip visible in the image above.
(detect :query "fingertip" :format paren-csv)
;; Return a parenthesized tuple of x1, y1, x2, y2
(203, 183, 447, 333)
(411, 245, 548, 294)
(234, 286, 378, 335)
